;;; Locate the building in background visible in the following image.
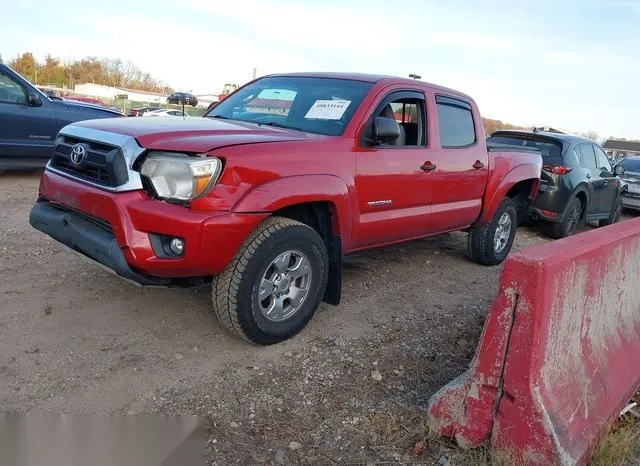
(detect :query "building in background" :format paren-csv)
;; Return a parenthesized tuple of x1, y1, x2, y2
(603, 139, 640, 160)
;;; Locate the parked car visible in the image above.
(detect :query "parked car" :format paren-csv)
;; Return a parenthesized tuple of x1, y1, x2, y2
(128, 107, 160, 117)
(0, 64, 124, 169)
(616, 155, 640, 211)
(167, 92, 198, 106)
(142, 109, 188, 117)
(29, 72, 542, 344)
(487, 130, 624, 238)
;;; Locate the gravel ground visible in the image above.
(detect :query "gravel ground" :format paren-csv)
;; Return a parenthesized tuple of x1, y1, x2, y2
(0, 171, 634, 464)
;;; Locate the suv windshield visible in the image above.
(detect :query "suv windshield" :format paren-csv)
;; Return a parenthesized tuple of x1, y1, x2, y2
(205, 76, 373, 136)
(620, 157, 640, 173)
(488, 134, 563, 160)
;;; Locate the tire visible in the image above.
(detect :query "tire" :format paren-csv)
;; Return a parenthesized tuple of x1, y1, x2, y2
(600, 196, 622, 227)
(212, 217, 329, 345)
(468, 197, 518, 266)
(550, 197, 583, 239)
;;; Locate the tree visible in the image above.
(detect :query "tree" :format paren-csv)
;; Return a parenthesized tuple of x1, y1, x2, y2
(8, 51, 174, 93)
(580, 130, 600, 142)
(9, 52, 38, 82)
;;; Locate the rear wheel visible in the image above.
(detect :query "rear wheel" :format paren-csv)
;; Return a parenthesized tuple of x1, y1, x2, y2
(550, 197, 583, 238)
(212, 217, 328, 345)
(600, 197, 622, 227)
(468, 197, 518, 266)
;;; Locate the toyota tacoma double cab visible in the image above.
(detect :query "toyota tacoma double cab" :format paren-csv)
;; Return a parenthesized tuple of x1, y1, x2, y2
(29, 72, 542, 344)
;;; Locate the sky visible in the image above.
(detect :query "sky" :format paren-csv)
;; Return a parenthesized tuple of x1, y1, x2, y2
(4, 0, 640, 139)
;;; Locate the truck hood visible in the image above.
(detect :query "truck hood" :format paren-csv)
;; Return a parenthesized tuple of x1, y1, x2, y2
(71, 117, 325, 152)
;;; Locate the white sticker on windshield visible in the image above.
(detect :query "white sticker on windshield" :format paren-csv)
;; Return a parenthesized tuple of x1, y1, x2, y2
(304, 100, 351, 120)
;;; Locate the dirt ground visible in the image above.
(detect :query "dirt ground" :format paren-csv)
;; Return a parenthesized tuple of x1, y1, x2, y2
(0, 171, 635, 465)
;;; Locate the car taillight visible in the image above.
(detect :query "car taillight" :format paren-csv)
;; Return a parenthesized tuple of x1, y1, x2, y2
(542, 164, 573, 175)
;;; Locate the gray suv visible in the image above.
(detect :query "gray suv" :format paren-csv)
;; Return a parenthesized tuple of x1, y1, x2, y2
(488, 130, 625, 238)
(0, 64, 123, 169)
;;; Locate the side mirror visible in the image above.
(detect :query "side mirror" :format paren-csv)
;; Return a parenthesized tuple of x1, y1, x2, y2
(373, 116, 400, 144)
(614, 165, 625, 176)
(28, 92, 42, 107)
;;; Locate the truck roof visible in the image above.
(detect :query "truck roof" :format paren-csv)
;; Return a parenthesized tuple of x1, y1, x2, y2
(265, 72, 474, 101)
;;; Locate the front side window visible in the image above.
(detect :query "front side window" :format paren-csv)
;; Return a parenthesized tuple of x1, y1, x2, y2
(594, 145, 612, 172)
(436, 95, 476, 148)
(0, 71, 27, 105)
(205, 76, 373, 136)
(620, 157, 640, 173)
(372, 95, 426, 147)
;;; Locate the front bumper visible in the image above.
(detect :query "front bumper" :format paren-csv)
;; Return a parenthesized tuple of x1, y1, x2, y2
(30, 170, 268, 285)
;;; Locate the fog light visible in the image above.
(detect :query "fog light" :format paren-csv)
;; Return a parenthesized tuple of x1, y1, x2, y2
(169, 238, 184, 255)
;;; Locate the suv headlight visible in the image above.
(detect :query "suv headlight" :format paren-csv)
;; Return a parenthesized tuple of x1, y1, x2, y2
(140, 152, 222, 201)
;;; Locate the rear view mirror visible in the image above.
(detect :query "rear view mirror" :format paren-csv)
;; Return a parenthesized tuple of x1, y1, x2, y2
(614, 165, 625, 176)
(373, 116, 400, 144)
(28, 92, 42, 107)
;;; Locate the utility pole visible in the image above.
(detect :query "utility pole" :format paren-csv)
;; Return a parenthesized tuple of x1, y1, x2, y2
(253, 68, 257, 80)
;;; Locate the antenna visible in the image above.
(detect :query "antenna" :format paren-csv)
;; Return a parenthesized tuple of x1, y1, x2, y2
(409, 74, 421, 80)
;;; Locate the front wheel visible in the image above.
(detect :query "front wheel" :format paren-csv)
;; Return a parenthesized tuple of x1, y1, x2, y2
(212, 217, 328, 345)
(468, 198, 518, 266)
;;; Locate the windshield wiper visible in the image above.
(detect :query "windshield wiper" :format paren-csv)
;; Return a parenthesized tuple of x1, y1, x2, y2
(259, 121, 305, 132)
(207, 114, 231, 120)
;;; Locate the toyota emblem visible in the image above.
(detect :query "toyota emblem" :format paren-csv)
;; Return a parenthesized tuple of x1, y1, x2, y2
(70, 144, 87, 165)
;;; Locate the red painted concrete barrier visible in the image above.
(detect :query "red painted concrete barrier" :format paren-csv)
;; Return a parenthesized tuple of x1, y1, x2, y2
(428, 219, 640, 465)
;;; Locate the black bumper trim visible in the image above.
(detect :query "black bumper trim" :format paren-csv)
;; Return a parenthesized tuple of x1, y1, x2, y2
(29, 202, 169, 286)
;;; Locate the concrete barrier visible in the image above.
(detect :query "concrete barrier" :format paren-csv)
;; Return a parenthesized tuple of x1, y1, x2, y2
(428, 219, 640, 465)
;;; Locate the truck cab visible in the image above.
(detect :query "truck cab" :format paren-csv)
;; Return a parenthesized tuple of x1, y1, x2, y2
(29, 72, 541, 344)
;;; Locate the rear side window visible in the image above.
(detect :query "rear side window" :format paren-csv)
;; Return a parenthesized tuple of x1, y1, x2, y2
(436, 96, 475, 148)
(579, 144, 597, 169)
(487, 135, 563, 161)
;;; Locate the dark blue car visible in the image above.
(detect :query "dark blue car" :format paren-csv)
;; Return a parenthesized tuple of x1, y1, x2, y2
(0, 64, 123, 169)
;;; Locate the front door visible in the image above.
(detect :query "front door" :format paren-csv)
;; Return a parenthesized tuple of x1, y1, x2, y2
(0, 68, 57, 161)
(593, 144, 620, 215)
(353, 90, 436, 248)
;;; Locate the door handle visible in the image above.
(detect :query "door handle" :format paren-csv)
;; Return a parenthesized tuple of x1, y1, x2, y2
(421, 162, 437, 171)
(586, 173, 592, 179)
(473, 160, 485, 169)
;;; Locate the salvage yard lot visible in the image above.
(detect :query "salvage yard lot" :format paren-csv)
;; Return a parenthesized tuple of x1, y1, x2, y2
(0, 171, 634, 464)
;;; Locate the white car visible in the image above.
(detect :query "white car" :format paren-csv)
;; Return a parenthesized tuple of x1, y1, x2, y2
(142, 109, 188, 117)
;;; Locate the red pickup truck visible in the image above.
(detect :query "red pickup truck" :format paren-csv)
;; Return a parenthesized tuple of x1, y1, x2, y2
(30, 72, 542, 344)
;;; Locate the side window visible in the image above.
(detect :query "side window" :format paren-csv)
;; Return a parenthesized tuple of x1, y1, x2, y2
(0, 72, 28, 105)
(594, 146, 612, 172)
(579, 144, 597, 169)
(436, 95, 476, 148)
(373, 92, 426, 147)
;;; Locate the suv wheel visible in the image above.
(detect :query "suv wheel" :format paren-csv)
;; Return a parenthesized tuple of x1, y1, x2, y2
(468, 197, 518, 266)
(600, 197, 622, 227)
(550, 197, 583, 239)
(212, 217, 328, 345)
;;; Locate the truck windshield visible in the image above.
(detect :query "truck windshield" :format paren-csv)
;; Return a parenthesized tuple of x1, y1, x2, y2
(205, 76, 373, 136)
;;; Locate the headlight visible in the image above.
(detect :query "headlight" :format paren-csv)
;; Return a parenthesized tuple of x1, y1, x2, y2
(140, 152, 222, 201)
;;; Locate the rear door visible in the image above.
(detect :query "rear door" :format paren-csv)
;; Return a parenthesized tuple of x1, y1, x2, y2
(593, 144, 619, 214)
(0, 68, 58, 161)
(426, 94, 488, 231)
